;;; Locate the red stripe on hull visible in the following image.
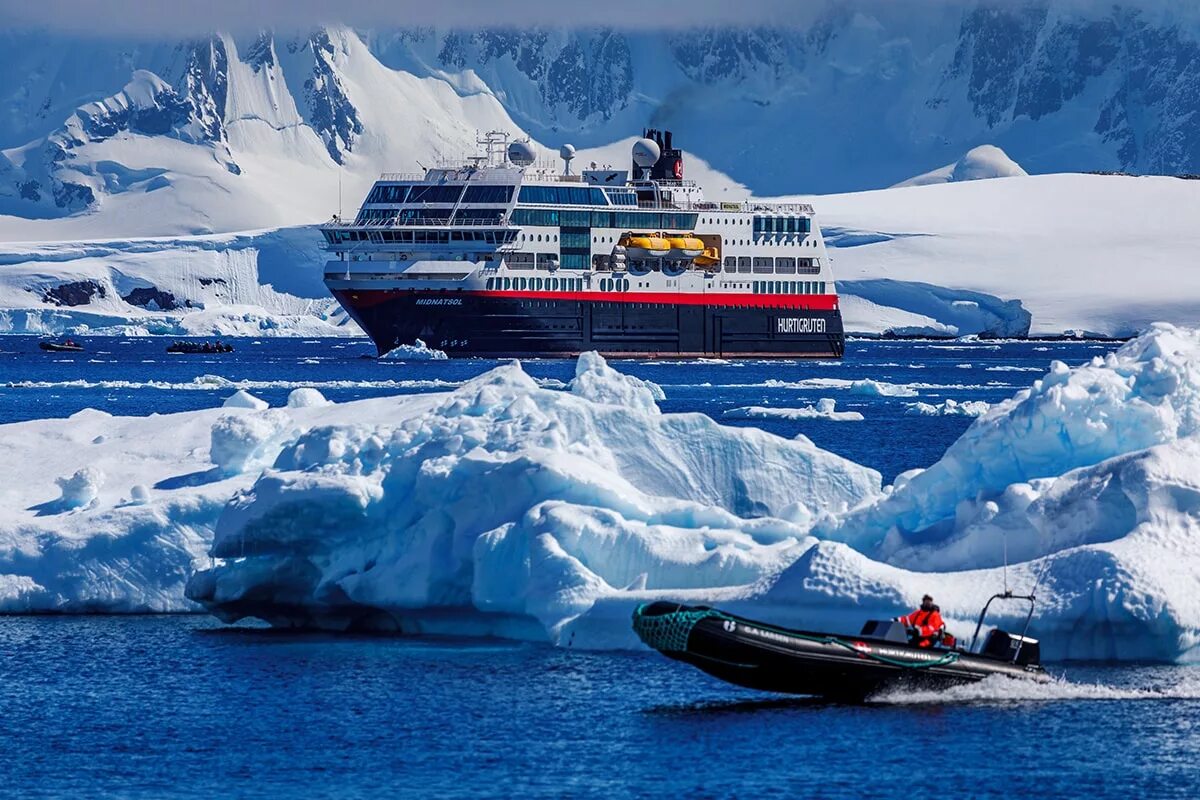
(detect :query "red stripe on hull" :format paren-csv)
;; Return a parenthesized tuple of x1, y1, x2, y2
(338, 288, 839, 311)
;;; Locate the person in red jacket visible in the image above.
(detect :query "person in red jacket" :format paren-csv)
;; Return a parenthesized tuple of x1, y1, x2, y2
(896, 594, 945, 648)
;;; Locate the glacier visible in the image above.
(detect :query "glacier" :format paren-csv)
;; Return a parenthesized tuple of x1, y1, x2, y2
(5, 323, 1200, 660)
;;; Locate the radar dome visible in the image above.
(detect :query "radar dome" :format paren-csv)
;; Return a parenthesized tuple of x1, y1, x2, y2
(507, 141, 536, 167)
(559, 144, 576, 160)
(632, 138, 661, 168)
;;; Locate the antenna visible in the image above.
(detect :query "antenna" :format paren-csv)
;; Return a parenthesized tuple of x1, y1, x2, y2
(1003, 530, 1009, 595)
(338, 168, 342, 220)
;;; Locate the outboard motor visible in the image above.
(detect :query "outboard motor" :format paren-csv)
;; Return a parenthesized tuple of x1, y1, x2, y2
(981, 629, 1041, 667)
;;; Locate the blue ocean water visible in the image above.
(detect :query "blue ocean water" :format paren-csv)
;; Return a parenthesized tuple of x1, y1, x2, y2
(0, 616, 1197, 799)
(3, 336, 1198, 798)
(0, 335, 1120, 481)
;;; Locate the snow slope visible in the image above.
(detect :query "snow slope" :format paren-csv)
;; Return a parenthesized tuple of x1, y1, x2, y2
(893, 145, 1029, 188)
(802, 173, 1200, 337)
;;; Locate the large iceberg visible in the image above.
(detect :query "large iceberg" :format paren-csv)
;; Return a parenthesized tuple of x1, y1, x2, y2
(186, 329, 1200, 660)
(5, 329, 1200, 662)
(186, 355, 879, 636)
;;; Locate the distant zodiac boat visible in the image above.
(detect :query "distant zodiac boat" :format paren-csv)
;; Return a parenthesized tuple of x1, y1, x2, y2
(320, 128, 843, 358)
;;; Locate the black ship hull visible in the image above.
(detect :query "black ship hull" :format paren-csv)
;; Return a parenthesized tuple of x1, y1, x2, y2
(334, 288, 846, 358)
(633, 602, 1049, 701)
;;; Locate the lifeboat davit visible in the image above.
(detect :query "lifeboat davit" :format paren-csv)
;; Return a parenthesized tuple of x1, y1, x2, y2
(666, 236, 705, 259)
(621, 234, 670, 258)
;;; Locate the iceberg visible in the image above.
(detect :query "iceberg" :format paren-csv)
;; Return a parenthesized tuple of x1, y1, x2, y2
(185, 355, 879, 633)
(378, 339, 448, 361)
(5, 330, 1200, 662)
(905, 399, 990, 417)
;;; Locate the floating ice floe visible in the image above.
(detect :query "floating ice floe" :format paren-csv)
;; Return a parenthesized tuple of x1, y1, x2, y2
(379, 339, 448, 360)
(904, 399, 991, 417)
(723, 399, 864, 421)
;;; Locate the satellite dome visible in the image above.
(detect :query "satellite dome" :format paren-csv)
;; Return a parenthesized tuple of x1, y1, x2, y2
(632, 138, 661, 168)
(559, 144, 576, 160)
(507, 141, 536, 167)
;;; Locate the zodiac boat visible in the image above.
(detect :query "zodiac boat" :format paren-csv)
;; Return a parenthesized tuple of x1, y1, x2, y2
(633, 593, 1050, 701)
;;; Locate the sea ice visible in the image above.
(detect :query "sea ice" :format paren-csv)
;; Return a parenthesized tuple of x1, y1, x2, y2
(286, 388, 331, 408)
(55, 467, 104, 509)
(5, 332, 1200, 662)
(379, 339, 448, 360)
(223, 389, 268, 410)
(723, 399, 864, 421)
(904, 399, 991, 417)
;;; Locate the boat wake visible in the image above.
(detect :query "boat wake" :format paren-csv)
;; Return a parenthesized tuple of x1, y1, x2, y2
(869, 674, 1200, 705)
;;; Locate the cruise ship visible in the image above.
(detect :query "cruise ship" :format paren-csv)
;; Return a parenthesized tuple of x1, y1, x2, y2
(320, 130, 844, 358)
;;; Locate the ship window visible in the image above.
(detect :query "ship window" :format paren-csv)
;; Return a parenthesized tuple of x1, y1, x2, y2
(560, 253, 588, 269)
(366, 184, 411, 204)
(462, 185, 514, 203)
(537, 253, 558, 269)
(797, 258, 819, 275)
(737, 257, 751, 273)
(518, 186, 607, 205)
(406, 185, 463, 204)
(723, 256, 736, 271)
(507, 253, 534, 270)
(819, 282, 826, 294)
(560, 232, 589, 249)
(502, 278, 511, 289)
(753, 257, 773, 274)
(397, 208, 453, 224)
(776, 257, 796, 274)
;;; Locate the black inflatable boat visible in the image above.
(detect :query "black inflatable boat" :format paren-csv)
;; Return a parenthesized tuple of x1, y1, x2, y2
(633, 593, 1049, 700)
(39, 340, 84, 352)
(166, 341, 234, 354)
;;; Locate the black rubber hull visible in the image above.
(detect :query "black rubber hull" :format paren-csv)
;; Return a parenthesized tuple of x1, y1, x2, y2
(333, 289, 845, 359)
(634, 603, 1048, 700)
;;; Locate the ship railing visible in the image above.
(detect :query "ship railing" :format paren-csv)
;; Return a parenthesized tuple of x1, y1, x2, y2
(377, 172, 427, 181)
(632, 199, 816, 215)
(323, 217, 511, 229)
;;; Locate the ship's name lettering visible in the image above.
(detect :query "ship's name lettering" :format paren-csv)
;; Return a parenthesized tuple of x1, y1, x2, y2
(777, 317, 825, 334)
(415, 298, 463, 306)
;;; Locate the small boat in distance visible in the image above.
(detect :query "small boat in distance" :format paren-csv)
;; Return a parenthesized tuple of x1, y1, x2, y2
(633, 592, 1048, 701)
(166, 341, 234, 354)
(39, 339, 84, 353)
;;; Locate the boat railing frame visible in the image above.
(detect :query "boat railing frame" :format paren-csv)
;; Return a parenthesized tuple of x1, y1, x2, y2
(969, 590, 1037, 663)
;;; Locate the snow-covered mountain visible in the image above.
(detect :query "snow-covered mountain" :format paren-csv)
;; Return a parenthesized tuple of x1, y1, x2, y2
(4, 0, 1200, 232)
(2, 2, 1200, 336)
